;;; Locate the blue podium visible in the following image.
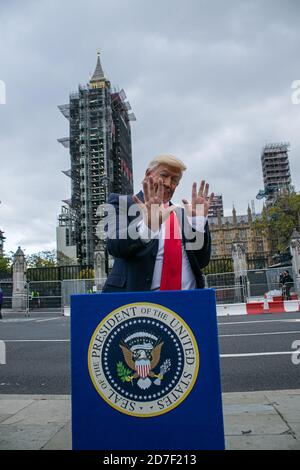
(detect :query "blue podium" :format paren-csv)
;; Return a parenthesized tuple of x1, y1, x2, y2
(71, 289, 224, 450)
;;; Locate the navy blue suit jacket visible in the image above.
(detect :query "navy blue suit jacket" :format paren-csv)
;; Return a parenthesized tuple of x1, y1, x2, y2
(102, 191, 211, 292)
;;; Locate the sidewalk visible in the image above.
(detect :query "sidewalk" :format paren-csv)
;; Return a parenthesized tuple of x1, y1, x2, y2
(0, 390, 299, 450)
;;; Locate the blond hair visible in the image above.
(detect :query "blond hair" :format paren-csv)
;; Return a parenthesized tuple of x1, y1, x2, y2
(146, 154, 187, 172)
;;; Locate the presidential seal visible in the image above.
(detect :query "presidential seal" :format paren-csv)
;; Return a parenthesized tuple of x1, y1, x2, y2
(88, 302, 199, 417)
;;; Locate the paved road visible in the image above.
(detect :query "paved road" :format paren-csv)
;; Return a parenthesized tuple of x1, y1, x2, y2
(218, 313, 300, 392)
(0, 311, 300, 394)
(0, 313, 70, 394)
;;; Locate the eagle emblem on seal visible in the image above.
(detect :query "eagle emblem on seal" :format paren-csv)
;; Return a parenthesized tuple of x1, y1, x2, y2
(118, 331, 171, 390)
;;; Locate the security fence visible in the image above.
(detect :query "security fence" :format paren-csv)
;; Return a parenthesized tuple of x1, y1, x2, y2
(205, 273, 247, 304)
(214, 286, 247, 304)
(251, 266, 296, 298)
(27, 279, 107, 314)
(61, 278, 106, 308)
(0, 280, 13, 309)
(28, 281, 62, 312)
(0, 279, 105, 315)
(26, 265, 93, 282)
(0, 267, 297, 312)
(205, 265, 297, 304)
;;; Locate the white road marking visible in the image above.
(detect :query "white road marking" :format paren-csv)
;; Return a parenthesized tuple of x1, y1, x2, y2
(0, 318, 38, 323)
(2, 330, 300, 342)
(35, 317, 62, 323)
(0, 317, 64, 323)
(220, 330, 300, 338)
(221, 351, 297, 358)
(281, 319, 300, 322)
(1, 339, 69, 342)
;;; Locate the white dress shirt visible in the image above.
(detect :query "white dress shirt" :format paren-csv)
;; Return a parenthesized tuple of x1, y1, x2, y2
(137, 211, 207, 290)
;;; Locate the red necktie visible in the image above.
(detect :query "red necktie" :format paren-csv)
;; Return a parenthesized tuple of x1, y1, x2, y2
(160, 209, 182, 290)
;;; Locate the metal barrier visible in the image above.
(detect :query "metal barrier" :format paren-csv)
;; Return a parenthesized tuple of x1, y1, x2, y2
(27, 280, 63, 314)
(62, 278, 106, 309)
(247, 266, 295, 296)
(214, 286, 247, 304)
(206, 272, 237, 288)
(0, 280, 13, 309)
(206, 272, 248, 304)
(247, 281, 279, 299)
(1, 267, 297, 313)
(206, 266, 296, 302)
(0, 279, 107, 315)
(248, 282, 296, 300)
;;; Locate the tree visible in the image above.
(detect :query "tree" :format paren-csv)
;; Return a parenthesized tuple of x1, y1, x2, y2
(0, 255, 12, 275)
(26, 250, 57, 268)
(253, 192, 300, 252)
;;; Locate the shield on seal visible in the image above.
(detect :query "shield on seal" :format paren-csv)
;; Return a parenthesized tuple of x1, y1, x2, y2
(135, 360, 151, 379)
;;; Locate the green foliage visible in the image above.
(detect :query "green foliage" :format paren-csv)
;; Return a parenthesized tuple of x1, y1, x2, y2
(253, 192, 300, 251)
(0, 255, 11, 274)
(116, 362, 132, 382)
(26, 250, 57, 268)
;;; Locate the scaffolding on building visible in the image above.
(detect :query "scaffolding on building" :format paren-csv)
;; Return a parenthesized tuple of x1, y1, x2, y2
(257, 142, 292, 204)
(57, 52, 135, 267)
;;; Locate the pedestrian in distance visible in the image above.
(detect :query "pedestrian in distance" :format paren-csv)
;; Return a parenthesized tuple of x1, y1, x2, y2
(281, 270, 294, 300)
(279, 272, 284, 288)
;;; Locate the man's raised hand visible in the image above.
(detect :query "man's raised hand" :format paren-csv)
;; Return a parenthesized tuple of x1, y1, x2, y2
(133, 176, 176, 232)
(182, 180, 214, 218)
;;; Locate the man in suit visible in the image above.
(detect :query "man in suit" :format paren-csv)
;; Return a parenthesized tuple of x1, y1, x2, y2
(102, 154, 214, 293)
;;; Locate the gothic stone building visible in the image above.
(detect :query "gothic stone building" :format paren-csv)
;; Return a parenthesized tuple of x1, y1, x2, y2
(209, 205, 273, 269)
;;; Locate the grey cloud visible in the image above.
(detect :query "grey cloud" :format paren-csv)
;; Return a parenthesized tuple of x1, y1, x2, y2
(0, 0, 300, 254)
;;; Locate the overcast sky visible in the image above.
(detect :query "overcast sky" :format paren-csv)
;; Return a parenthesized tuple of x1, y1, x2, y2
(1, 0, 300, 256)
